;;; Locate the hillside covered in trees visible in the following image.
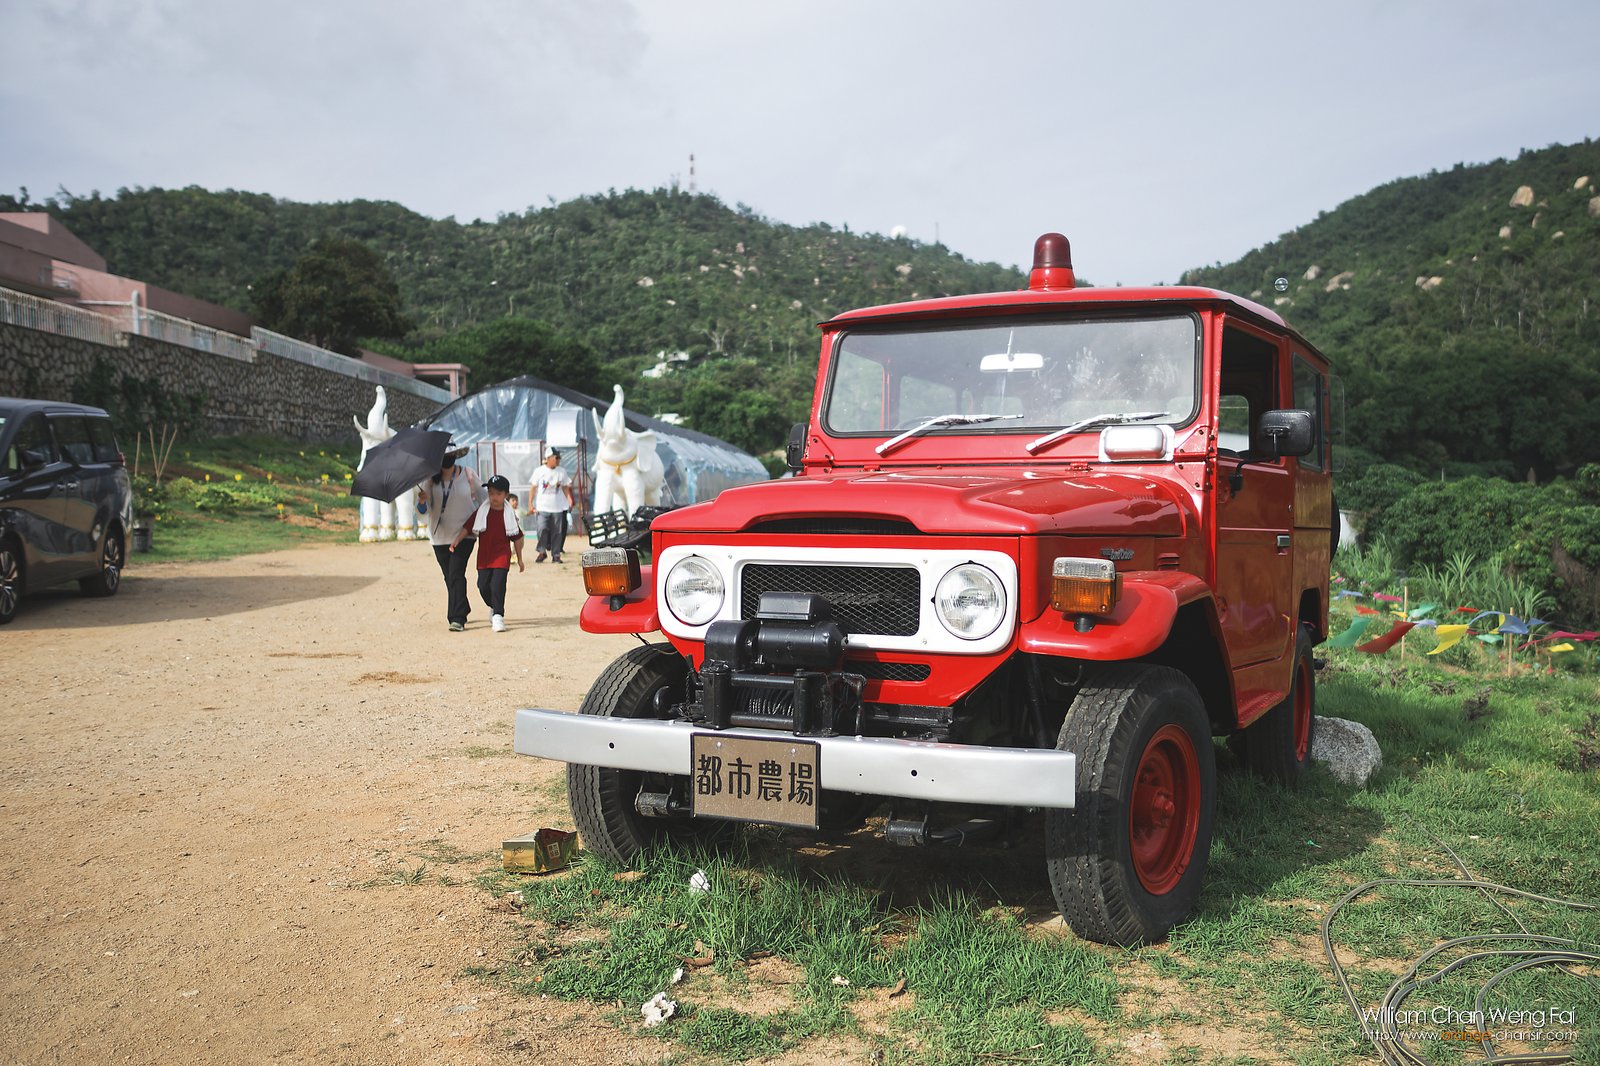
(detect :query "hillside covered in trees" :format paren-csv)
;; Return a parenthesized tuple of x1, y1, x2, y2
(5, 138, 1597, 472)
(1184, 138, 1600, 483)
(0, 184, 1022, 455)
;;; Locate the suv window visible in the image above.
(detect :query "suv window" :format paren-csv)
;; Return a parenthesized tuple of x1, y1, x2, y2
(87, 417, 121, 463)
(1218, 327, 1282, 462)
(52, 416, 95, 465)
(825, 314, 1201, 436)
(5, 413, 57, 474)
(1291, 354, 1324, 471)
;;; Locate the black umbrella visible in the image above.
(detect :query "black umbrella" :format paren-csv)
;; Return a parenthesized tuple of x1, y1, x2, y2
(350, 428, 454, 503)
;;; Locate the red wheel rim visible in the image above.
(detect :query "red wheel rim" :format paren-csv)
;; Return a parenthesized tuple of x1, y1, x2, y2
(1128, 724, 1202, 896)
(1292, 656, 1312, 763)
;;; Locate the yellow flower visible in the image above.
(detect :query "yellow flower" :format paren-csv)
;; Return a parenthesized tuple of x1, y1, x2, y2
(204, 473, 210, 482)
(321, 474, 329, 482)
(234, 474, 242, 481)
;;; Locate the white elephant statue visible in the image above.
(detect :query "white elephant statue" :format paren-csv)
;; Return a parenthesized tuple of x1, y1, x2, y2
(591, 384, 664, 517)
(353, 386, 422, 542)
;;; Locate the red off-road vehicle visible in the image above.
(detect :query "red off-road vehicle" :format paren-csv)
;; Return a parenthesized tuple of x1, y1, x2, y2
(516, 234, 1333, 944)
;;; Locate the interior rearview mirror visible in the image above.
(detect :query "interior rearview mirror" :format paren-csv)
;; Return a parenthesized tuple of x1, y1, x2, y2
(1258, 409, 1315, 458)
(979, 351, 1044, 372)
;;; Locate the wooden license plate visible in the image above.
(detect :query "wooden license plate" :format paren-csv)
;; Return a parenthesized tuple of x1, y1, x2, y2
(689, 733, 820, 830)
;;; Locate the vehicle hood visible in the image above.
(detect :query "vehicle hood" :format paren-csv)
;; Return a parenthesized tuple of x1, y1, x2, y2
(654, 468, 1192, 536)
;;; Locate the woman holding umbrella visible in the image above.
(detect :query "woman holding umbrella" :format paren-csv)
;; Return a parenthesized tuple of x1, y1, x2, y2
(417, 443, 482, 631)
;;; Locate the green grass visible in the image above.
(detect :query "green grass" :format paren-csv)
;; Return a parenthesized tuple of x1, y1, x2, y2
(475, 632, 1600, 1064)
(132, 434, 363, 562)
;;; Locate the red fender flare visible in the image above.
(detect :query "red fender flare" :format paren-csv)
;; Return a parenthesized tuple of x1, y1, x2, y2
(1018, 570, 1214, 660)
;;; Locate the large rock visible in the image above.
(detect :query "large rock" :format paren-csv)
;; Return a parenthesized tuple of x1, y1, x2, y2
(1312, 716, 1382, 787)
(1589, 196, 1600, 219)
(1510, 185, 1534, 207)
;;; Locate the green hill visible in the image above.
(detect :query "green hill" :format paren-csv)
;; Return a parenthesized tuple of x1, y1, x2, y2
(0, 184, 1025, 454)
(1182, 138, 1600, 481)
(7, 139, 1598, 471)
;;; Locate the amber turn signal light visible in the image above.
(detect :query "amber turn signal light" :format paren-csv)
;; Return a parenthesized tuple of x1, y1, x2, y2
(1051, 557, 1120, 615)
(582, 547, 642, 597)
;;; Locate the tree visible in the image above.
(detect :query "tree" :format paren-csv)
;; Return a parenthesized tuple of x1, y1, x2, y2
(423, 317, 603, 394)
(253, 236, 411, 355)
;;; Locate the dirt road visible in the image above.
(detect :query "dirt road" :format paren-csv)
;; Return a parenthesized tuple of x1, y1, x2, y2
(0, 538, 656, 1065)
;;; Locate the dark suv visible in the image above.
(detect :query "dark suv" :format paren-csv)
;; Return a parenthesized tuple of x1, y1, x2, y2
(0, 398, 133, 624)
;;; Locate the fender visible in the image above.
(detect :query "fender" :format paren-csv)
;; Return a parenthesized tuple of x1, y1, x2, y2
(579, 564, 660, 634)
(1018, 570, 1214, 660)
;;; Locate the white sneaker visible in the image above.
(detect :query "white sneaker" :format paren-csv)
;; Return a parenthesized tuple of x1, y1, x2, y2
(491, 614, 506, 632)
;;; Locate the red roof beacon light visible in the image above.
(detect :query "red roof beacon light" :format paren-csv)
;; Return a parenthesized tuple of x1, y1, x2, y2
(1028, 232, 1076, 291)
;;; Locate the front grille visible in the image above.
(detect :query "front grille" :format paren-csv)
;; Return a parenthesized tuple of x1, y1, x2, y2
(741, 563, 920, 636)
(847, 660, 931, 682)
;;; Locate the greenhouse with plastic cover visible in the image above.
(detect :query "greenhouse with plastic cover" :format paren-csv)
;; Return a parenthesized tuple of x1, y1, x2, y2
(416, 375, 769, 527)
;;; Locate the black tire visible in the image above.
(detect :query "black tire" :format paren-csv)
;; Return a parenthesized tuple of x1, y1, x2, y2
(79, 525, 124, 597)
(1045, 664, 1216, 946)
(566, 643, 731, 864)
(0, 538, 22, 625)
(1230, 625, 1316, 786)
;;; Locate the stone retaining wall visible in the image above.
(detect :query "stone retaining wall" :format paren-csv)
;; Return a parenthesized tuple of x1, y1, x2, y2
(0, 321, 440, 441)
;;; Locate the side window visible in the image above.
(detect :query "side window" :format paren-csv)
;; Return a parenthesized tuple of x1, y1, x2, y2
(1291, 355, 1324, 471)
(6, 414, 58, 474)
(51, 416, 95, 465)
(1217, 327, 1281, 462)
(88, 417, 121, 463)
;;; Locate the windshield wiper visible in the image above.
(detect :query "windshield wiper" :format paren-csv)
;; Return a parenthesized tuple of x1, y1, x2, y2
(875, 413, 1021, 456)
(1024, 411, 1169, 455)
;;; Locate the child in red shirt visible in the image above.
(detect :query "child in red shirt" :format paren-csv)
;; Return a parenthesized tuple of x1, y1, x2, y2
(450, 474, 524, 632)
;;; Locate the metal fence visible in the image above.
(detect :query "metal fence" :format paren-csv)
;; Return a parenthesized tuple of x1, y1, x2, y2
(251, 327, 452, 403)
(0, 286, 123, 347)
(113, 304, 255, 362)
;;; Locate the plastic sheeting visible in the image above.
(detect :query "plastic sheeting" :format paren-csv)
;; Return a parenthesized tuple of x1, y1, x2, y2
(415, 375, 769, 507)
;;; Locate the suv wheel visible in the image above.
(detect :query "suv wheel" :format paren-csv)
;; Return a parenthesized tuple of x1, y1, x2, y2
(1045, 664, 1216, 945)
(567, 644, 733, 864)
(79, 526, 124, 597)
(0, 540, 22, 624)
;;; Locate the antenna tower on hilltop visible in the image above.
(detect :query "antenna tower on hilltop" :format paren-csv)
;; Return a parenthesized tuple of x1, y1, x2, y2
(689, 154, 696, 194)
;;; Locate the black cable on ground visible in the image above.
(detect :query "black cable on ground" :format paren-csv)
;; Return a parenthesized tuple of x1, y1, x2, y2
(1320, 824, 1600, 1066)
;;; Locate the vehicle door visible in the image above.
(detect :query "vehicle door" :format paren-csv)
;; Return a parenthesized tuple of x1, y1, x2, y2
(84, 414, 129, 540)
(1212, 322, 1294, 669)
(0, 413, 72, 587)
(46, 414, 101, 575)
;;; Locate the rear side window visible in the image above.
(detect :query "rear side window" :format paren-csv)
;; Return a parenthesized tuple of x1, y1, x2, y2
(87, 417, 120, 463)
(5, 414, 57, 474)
(51, 416, 95, 465)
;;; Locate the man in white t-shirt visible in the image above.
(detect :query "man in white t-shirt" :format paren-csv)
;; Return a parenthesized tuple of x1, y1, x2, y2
(531, 450, 575, 563)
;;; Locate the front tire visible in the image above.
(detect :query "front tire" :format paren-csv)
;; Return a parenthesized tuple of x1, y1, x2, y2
(1045, 664, 1216, 945)
(79, 526, 124, 597)
(567, 644, 730, 864)
(0, 539, 22, 624)
(1229, 625, 1316, 786)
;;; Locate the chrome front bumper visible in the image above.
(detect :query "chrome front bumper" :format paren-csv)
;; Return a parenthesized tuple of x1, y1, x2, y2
(514, 708, 1076, 809)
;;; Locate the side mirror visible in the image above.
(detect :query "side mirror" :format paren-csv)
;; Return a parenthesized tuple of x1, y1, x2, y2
(785, 423, 807, 472)
(1258, 409, 1315, 458)
(19, 448, 49, 470)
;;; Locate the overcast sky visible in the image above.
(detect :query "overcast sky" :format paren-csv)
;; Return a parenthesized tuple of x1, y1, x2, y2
(3, 1, 1597, 285)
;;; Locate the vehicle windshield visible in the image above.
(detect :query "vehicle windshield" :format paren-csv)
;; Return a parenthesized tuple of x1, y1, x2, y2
(824, 314, 1199, 439)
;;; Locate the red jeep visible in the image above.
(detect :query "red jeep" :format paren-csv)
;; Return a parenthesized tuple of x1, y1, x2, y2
(516, 234, 1333, 945)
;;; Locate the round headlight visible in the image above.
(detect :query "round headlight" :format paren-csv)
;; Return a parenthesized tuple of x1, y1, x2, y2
(934, 563, 1006, 640)
(663, 555, 725, 626)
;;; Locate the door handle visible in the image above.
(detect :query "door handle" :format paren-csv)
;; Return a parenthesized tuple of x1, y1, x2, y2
(1276, 534, 1291, 550)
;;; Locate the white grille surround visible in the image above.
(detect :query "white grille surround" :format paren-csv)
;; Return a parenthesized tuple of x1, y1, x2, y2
(656, 544, 1019, 656)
